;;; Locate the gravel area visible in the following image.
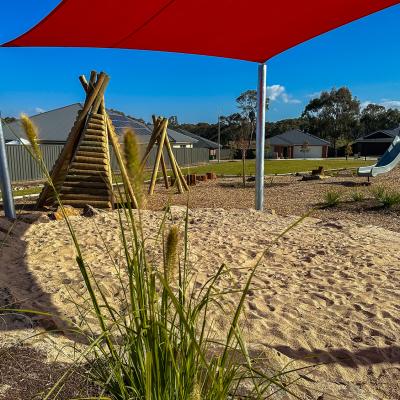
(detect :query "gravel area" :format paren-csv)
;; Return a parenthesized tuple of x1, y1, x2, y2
(145, 167, 400, 232)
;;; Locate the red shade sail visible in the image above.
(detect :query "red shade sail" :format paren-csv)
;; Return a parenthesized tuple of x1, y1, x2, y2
(3, 0, 399, 62)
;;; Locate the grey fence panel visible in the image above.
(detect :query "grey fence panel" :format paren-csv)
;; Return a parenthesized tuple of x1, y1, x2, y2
(110, 145, 209, 173)
(6, 144, 63, 182)
(6, 144, 210, 183)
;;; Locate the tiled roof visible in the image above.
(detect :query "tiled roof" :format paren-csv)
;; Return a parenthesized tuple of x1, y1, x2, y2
(268, 129, 330, 146)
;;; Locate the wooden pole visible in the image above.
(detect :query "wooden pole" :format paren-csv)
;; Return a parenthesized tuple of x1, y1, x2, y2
(160, 153, 169, 188)
(92, 75, 110, 114)
(174, 155, 190, 191)
(140, 116, 163, 169)
(163, 133, 184, 193)
(89, 70, 97, 87)
(149, 119, 168, 195)
(105, 116, 138, 208)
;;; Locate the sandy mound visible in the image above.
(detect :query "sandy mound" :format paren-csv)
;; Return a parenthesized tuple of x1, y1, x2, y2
(0, 208, 399, 399)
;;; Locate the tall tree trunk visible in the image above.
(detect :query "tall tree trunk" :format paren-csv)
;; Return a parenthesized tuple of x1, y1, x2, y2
(242, 148, 246, 188)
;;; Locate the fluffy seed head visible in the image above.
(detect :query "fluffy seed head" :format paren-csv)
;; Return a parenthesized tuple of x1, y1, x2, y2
(124, 128, 144, 207)
(165, 225, 179, 282)
(190, 382, 201, 400)
(20, 114, 42, 160)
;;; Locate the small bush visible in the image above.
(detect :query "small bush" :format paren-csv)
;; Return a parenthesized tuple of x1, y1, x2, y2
(351, 191, 365, 202)
(323, 191, 341, 207)
(379, 190, 400, 208)
(371, 186, 386, 202)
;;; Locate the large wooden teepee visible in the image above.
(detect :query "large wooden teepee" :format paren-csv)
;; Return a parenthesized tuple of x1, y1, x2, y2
(36, 71, 137, 209)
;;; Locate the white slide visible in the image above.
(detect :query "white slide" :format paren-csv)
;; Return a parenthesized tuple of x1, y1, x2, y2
(357, 135, 400, 177)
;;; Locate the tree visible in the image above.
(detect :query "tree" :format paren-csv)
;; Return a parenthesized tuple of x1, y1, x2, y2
(168, 115, 179, 126)
(360, 104, 400, 134)
(345, 142, 353, 160)
(302, 87, 360, 155)
(235, 90, 269, 187)
(300, 141, 310, 159)
(360, 104, 387, 134)
(266, 118, 305, 137)
(3, 116, 16, 123)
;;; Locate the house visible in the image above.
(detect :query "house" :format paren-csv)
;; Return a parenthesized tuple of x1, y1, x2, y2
(174, 128, 220, 158)
(354, 127, 400, 156)
(267, 129, 330, 159)
(147, 125, 198, 148)
(2, 104, 196, 148)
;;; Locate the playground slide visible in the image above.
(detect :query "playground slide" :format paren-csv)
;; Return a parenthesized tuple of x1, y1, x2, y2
(357, 135, 400, 177)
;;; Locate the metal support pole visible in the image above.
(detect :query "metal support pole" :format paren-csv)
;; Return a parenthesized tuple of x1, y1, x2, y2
(0, 116, 16, 219)
(255, 63, 267, 211)
(217, 115, 221, 162)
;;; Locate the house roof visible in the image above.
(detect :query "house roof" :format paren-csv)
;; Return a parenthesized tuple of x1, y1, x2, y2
(1, 104, 195, 145)
(2, 103, 83, 143)
(268, 129, 330, 146)
(355, 127, 400, 142)
(107, 110, 153, 140)
(174, 128, 220, 149)
(148, 125, 198, 145)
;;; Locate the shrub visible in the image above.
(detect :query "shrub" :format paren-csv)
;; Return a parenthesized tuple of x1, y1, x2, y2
(323, 191, 341, 207)
(379, 190, 400, 208)
(371, 186, 386, 202)
(351, 191, 365, 202)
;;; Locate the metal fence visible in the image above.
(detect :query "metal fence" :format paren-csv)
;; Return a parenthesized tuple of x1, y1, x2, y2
(6, 144, 64, 182)
(219, 148, 234, 160)
(5, 144, 210, 183)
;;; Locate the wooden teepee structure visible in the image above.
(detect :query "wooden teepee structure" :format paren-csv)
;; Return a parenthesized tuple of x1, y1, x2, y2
(36, 71, 137, 209)
(140, 116, 189, 195)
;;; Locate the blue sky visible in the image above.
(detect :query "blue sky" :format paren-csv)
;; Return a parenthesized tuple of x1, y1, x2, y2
(0, 1, 400, 123)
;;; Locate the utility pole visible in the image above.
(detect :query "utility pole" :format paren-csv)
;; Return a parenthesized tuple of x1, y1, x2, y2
(217, 114, 221, 162)
(255, 63, 267, 211)
(0, 113, 16, 219)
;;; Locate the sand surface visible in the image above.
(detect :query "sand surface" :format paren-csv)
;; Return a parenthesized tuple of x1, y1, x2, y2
(1, 208, 400, 399)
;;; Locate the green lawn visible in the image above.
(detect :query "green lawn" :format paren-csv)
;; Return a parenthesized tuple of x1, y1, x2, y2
(181, 158, 375, 176)
(1, 158, 375, 200)
(0, 186, 42, 200)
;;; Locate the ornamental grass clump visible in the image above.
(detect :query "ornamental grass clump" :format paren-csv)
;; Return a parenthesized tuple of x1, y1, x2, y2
(351, 190, 365, 202)
(323, 190, 341, 208)
(40, 201, 309, 399)
(56, 205, 303, 400)
(378, 190, 400, 208)
(371, 186, 386, 202)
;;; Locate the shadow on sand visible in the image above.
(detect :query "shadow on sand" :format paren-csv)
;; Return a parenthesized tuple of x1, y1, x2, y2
(0, 208, 83, 341)
(0, 345, 98, 399)
(274, 345, 400, 368)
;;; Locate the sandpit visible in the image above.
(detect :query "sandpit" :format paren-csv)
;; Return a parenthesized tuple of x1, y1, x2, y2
(0, 208, 399, 399)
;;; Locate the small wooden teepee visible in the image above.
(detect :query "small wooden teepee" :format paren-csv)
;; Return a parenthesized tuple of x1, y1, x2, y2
(36, 71, 137, 209)
(140, 116, 189, 195)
